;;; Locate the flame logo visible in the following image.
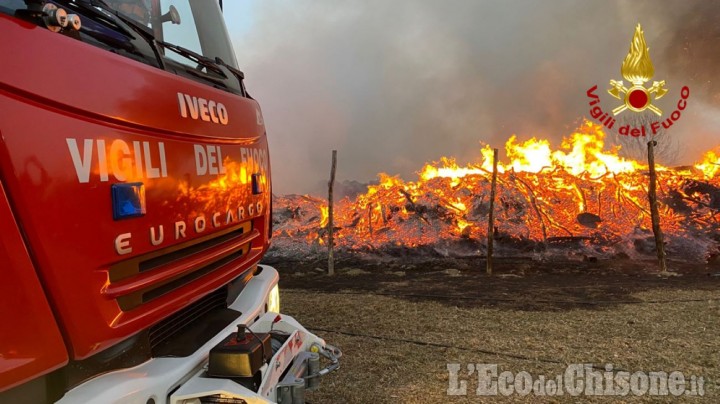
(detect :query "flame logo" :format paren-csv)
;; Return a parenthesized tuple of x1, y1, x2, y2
(607, 24, 667, 116)
(621, 24, 654, 85)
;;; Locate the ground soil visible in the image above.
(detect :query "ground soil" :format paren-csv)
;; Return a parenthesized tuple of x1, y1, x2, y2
(266, 256, 720, 403)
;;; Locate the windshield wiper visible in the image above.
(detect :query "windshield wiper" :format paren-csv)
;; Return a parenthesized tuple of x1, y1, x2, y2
(156, 40, 225, 76)
(213, 56, 246, 81)
(157, 40, 247, 94)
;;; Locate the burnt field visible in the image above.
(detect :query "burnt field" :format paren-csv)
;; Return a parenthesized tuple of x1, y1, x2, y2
(266, 257, 720, 403)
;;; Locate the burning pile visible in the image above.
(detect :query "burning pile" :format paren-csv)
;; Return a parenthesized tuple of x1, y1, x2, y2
(270, 121, 720, 262)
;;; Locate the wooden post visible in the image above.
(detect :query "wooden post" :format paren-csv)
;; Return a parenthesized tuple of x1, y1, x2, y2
(487, 148, 498, 275)
(647, 140, 668, 274)
(368, 202, 373, 235)
(328, 150, 337, 276)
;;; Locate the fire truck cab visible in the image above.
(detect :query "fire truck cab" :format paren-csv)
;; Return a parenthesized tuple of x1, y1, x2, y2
(0, 1, 339, 402)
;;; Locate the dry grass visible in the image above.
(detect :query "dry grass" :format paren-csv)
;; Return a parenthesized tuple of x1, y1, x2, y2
(281, 287, 719, 403)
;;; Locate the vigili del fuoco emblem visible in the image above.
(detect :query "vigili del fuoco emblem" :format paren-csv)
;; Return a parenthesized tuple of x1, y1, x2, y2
(607, 24, 668, 116)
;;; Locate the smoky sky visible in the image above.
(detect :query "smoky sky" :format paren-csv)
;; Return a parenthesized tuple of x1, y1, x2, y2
(230, 0, 720, 195)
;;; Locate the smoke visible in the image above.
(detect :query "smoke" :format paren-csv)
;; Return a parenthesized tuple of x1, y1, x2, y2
(230, 0, 720, 195)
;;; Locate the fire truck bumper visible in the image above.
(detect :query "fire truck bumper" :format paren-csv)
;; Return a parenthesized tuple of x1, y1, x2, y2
(57, 265, 341, 404)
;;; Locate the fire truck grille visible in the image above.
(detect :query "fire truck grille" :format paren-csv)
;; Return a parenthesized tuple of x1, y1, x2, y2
(148, 286, 230, 355)
(106, 221, 259, 311)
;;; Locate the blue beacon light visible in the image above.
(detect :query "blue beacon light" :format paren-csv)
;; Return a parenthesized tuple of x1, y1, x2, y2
(111, 182, 146, 220)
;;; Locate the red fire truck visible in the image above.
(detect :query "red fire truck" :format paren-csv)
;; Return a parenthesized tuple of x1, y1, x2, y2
(0, 1, 339, 402)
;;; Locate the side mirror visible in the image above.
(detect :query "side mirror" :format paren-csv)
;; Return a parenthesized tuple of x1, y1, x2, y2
(160, 5, 181, 25)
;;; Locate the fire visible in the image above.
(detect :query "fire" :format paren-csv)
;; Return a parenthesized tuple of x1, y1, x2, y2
(504, 136, 553, 173)
(487, 123, 644, 177)
(695, 149, 720, 179)
(320, 206, 329, 228)
(273, 120, 720, 261)
(420, 159, 484, 183)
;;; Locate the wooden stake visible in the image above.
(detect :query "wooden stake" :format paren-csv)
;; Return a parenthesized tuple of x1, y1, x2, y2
(328, 150, 337, 276)
(487, 148, 498, 275)
(647, 140, 668, 274)
(368, 202, 373, 236)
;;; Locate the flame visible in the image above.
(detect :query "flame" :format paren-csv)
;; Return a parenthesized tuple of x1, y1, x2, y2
(420, 159, 484, 182)
(320, 206, 329, 228)
(621, 24, 655, 85)
(695, 149, 720, 179)
(274, 120, 720, 260)
(457, 218, 471, 231)
(489, 122, 642, 177)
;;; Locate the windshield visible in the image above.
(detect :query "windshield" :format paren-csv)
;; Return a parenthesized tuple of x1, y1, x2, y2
(0, 0, 243, 92)
(105, 0, 238, 70)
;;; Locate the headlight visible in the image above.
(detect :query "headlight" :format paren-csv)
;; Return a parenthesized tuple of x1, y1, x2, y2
(267, 284, 280, 313)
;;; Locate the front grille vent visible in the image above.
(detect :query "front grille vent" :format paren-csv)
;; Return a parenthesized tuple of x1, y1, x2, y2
(148, 286, 226, 349)
(105, 222, 258, 311)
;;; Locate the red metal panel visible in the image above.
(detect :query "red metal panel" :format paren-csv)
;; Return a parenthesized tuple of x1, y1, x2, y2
(0, 179, 68, 392)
